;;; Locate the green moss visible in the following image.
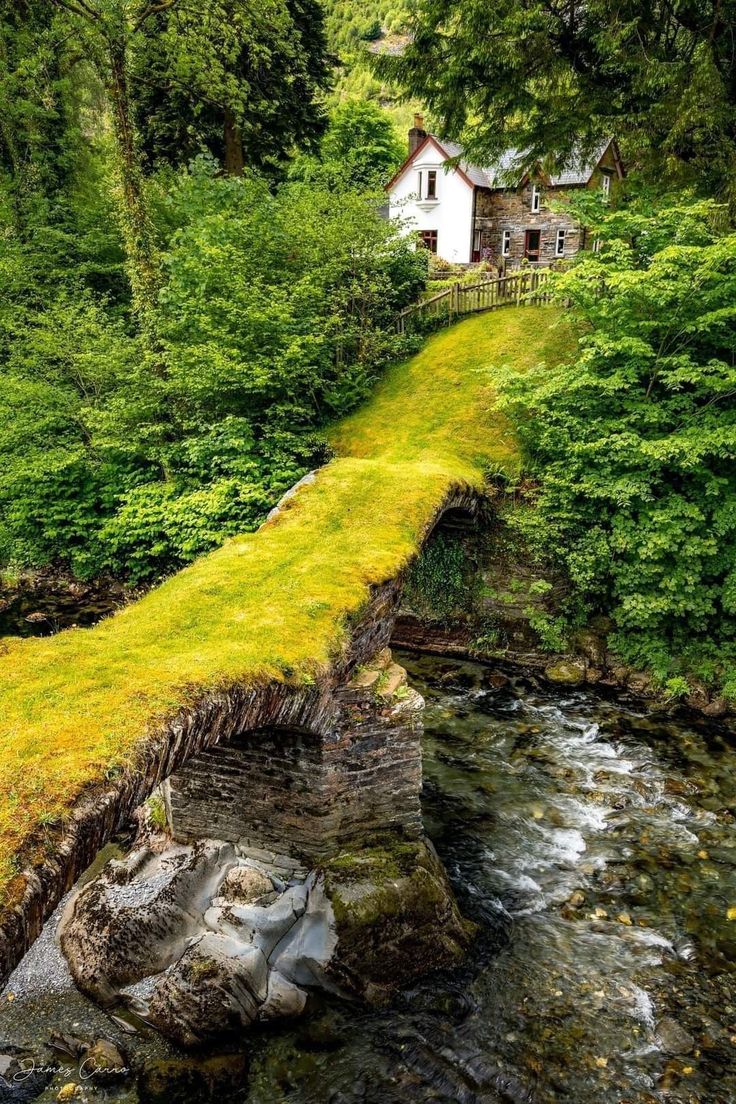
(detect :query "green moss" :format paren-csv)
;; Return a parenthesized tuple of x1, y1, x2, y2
(403, 534, 469, 621)
(188, 956, 220, 982)
(325, 840, 445, 928)
(146, 792, 168, 831)
(0, 308, 574, 902)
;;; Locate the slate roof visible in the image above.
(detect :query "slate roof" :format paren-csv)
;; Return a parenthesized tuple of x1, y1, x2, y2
(429, 137, 612, 190)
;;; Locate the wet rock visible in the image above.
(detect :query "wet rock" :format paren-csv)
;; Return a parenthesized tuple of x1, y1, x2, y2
(324, 839, 474, 1004)
(486, 672, 510, 689)
(0, 1045, 55, 1103)
(626, 672, 653, 694)
(147, 933, 268, 1047)
(655, 1017, 695, 1055)
(138, 1053, 249, 1104)
(703, 697, 727, 717)
(56, 1086, 82, 1102)
(81, 1039, 127, 1076)
(572, 630, 607, 668)
(544, 660, 586, 686)
(60, 837, 237, 1004)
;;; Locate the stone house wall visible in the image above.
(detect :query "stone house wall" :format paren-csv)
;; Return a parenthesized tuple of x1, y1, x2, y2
(474, 145, 621, 267)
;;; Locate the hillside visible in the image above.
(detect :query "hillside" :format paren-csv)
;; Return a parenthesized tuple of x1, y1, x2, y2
(324, 0, 416, 126)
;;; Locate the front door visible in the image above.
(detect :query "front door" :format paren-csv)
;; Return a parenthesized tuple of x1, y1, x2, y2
(524, 228, 541, 262)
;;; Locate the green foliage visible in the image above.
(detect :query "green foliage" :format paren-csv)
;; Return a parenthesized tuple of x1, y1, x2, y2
(493, 194, 736, 694)
(0, 160, 425, 582)
(131, 0, 333, 176)
(386, 0, 736, 207)
(404, 533, 468, 620)
(318, 100, 405, 186)
(320, 0, 415, 128)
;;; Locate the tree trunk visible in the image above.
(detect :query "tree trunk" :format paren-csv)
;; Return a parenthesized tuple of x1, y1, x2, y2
(106, 36, 161, 322)
(223, 107, 244, 176)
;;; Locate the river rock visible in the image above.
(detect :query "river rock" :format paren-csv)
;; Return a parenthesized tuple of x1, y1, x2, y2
(323, 839, 474, 1004)
(655, 1016, 695, 1055)
(572, 629, 607, 668)
(219, 865, 274, 904)
(60, 839, 237, 1005)
(138, 1052, 249, 1104)
(147, 933, 268, 1047)
(81, 1039, 127, 1077)
(61, 829, 471, 1048)
(544, 660, 586, 686)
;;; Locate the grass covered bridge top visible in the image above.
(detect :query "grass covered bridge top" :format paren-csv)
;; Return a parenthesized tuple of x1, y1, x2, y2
(0, 307, 572, 902)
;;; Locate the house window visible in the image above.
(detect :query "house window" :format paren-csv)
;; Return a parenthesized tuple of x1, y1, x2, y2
(419, 230, 438, 253)
(426, 170, 437, 199)
(555, 228, 566, 257)
(531, 184, 541, 213)
(502, 229, 511, 256)
(601, 174, 611, 200)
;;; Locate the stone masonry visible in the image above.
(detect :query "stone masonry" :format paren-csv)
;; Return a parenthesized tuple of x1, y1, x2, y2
(474, 143, 621, 267)
(165, 649, 424, 861)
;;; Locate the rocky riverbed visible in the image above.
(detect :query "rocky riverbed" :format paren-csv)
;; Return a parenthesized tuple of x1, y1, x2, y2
(0, 652, 733, 1103)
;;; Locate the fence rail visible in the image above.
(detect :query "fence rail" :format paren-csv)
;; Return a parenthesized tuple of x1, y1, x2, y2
(396, 268, 553, 334)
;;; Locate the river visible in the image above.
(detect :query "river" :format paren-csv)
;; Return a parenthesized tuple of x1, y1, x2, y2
(1, 651, 734, 1102)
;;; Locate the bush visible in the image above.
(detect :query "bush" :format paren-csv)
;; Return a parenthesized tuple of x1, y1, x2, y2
(493, 194, 736, 695)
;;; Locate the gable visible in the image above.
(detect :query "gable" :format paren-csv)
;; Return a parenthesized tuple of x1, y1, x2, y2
(385, 136, 475, 193)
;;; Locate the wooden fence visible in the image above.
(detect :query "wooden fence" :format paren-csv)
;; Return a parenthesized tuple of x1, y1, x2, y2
(396, 268, 553, 334)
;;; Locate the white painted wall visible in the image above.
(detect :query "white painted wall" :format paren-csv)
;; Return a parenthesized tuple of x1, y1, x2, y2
(388, 139, 474, 264)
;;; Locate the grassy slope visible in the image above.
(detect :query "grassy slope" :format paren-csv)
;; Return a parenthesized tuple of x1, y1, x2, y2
(0, 307, 572, 898)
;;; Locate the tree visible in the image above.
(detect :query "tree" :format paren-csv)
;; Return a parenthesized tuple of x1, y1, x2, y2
(46, 0, 165, 317)
(321, 100, 404, 185)
(0, 0, 80, 230)
(384, 0, 736, 206)
(130, 0, 333, 177)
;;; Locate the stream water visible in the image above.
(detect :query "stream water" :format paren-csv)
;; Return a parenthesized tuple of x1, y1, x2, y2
(0, 650, 734, 1103)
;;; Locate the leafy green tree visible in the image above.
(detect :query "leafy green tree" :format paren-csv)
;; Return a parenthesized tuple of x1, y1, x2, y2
(131, 0, 333, 177)
(0, 160, 425, 581)
(321, 100, 405, 185)
(385, 0, 736, 206)
(494, 195, 736, 695)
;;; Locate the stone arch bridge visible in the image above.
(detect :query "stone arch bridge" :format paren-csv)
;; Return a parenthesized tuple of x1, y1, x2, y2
(0, 306, 571, 991)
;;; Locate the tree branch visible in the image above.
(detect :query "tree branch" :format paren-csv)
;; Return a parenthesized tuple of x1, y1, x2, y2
(133, 0, 179, 31)
(50, 0, 101, 22)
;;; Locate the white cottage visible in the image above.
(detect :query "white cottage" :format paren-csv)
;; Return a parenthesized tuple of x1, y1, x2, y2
(386, 115, 624, 267)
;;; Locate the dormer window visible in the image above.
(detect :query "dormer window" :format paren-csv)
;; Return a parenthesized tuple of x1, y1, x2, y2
(531, 184, 541, 213)
(426, 170, 437, 199)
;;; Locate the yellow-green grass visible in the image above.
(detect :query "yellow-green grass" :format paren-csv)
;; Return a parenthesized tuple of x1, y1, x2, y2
(0, 307, 573, 900)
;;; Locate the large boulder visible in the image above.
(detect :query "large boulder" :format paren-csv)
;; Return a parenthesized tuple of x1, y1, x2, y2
(61, 832, 472, 1047)
(60, 839, 237, 1005)
(323, 839, 475, 1004)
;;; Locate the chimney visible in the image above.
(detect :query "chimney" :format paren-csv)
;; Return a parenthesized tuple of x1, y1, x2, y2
(408, 113, 427, 155)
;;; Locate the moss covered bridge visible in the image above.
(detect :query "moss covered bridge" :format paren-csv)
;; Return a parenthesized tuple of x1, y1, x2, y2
(0, 307, 573, 981)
